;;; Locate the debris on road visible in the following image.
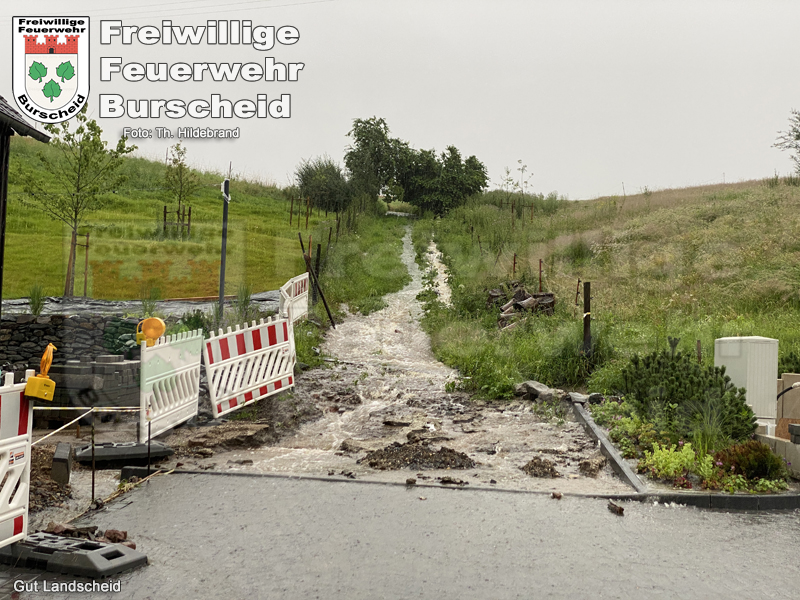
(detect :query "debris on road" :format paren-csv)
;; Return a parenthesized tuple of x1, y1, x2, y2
(608, 501, 625, 516)
(578, 452, 607, 477)
(359, 441, 476, 471)
(520, 456, 561, 478)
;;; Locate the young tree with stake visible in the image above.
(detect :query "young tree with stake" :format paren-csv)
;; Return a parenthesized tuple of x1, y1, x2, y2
(22, 104, 136, 296)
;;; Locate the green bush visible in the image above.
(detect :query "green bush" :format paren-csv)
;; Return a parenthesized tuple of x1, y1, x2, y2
(638, 442, 696, 481)
(544, 320, 615, 387)
(620, 338, 756, 443)
(713, 440, 789, 482)
(561, 238, 593, 264)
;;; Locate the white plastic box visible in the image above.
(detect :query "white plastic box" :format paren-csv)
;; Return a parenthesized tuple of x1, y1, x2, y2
(714, 336, 778, 423)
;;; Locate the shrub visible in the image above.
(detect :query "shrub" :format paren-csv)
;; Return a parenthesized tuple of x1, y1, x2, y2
(638, 442, 696, 481)
(562, 238, 593, 264)
(545, 320, 615, 386)
(28, 284, 46, 316)
(713, 440, 789, 482)
(620, 338, 756, 443)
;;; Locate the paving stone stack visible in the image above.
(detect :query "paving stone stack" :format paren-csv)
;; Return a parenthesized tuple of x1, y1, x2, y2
(0, 314, 140, 372)
(44, 355, 141, 413)
(790, 423, 800, 445)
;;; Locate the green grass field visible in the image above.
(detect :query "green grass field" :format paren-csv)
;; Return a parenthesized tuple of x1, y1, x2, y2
(414, 178, 800, 397)
(5, 137, 341, 299)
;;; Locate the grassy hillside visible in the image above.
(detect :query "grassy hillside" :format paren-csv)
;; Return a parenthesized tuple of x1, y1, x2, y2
(415, 178, 800, 396)
(4, 136, 339, 299)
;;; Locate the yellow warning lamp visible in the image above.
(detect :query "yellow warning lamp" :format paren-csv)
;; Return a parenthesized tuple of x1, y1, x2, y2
(25, 343, 57, 401)
(136, 317, 166, 347)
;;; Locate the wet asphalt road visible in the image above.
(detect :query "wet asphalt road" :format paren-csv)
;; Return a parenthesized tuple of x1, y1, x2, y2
(4, 473, 800, 600)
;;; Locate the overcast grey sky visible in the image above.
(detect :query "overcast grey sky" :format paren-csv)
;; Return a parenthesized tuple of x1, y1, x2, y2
(2, 0, 799, 199)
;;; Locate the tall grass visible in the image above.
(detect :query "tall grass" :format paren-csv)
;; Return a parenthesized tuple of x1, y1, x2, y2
(319, 216, 410, 316)
(415, 178, 800, 397)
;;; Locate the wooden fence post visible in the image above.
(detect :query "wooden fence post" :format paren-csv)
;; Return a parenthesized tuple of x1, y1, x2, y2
(583, 281, 591, 356)
(84, 232, 89, 297)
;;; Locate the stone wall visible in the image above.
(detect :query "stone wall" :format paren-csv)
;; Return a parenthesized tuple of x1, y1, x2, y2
(0, 314, 139, 369)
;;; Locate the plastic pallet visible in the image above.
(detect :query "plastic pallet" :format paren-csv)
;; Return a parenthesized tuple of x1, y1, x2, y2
(0, 532, 147, 578)
(75, 441, 173, 465)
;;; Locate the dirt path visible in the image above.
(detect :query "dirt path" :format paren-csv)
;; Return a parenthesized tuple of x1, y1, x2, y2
(175, 227, 631, 494)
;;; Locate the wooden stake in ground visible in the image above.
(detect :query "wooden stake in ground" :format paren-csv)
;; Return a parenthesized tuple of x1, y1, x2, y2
(583, 281, 591, 356)
(314, 243, 322, 304)
(512, 253, 516, 277)
(305, 196, 310, 230)
(289, 196, 294, 226)
(298, 233, 336, 328)
(539, 259, 543, 292)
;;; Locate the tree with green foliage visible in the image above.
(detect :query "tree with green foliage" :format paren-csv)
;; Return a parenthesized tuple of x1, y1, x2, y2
(344, 116, 488, 215)
(163, 142, 200, 219)
(774, 109, 800, 174)
(22, 104, 137, 296)
(397, 145, 488, 215)
(295, 155, 351, 214)
(343, 117, 399, 198)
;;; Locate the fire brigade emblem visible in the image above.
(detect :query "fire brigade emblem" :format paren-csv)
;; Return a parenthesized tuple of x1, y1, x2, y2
(12, 17, 90, 123)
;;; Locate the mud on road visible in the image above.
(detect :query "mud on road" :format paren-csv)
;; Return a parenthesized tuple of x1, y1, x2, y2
(164, 228, 630, 495)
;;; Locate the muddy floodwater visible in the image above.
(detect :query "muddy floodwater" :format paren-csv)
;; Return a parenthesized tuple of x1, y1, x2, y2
(180, 229, 630, 495)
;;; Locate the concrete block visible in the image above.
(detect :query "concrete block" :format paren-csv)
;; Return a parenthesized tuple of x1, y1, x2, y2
(652, 493, 710, 509)
(96, 355, 123, 364)
(51, 442, 72, 485)
(757, 495, 800, 510)
(49, 364, 92, 376)
(709, 494, 758, 510)
(49, 373, 103, 390)
(789, 423, 800, 436)
(755, 433, 778, 454)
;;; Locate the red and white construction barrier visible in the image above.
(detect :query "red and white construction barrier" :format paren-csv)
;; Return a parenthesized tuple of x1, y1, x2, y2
(279, 272, 309, 323)
(0, 371, 34, 550)
(139, 330, 204, 443)
(204, 317, 295, 418)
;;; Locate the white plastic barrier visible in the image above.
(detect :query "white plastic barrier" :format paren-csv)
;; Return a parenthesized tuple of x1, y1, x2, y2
(204, 317, 296, 418)
(0, 371, 34, 550)
(279, 272, 309, 323)
(139, 330, 203, 443)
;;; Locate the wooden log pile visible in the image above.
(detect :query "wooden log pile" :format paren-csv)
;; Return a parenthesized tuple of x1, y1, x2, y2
(487, 284, 555, 331)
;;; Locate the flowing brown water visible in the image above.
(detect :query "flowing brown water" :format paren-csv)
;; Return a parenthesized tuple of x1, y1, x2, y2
(197, 227, 631, 494)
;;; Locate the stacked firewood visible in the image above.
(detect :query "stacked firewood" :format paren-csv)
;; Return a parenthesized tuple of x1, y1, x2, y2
(487, 284, 555, 331)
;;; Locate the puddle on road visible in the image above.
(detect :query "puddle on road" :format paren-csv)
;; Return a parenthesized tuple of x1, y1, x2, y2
(191, 227, 631, 495)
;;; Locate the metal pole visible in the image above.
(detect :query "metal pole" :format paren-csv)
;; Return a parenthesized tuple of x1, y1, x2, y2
(91, 409, 95, 502)
(0, 126, 10, 320)
(583, 281, 591, 356)
(83, 232, 89, 297)
(219, 179, 231, 320)
(147, 420, 151, 476)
